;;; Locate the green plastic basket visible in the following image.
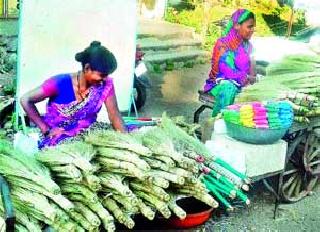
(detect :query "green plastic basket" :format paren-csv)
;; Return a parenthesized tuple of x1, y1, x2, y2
(225, 121, 289, 144)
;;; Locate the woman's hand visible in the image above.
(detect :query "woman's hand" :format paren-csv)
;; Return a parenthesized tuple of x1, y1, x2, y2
(105, 95, 126, 133)
(47, 127, 72, 145)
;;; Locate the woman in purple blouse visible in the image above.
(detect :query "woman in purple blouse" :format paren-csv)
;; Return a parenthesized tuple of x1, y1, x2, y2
(204, 9, 256, 116)
(20, 41, 125, 148)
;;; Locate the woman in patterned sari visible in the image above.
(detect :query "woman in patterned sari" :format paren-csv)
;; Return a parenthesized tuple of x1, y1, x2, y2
(21, 41, 125, 148)
(203, 9, 256, 117)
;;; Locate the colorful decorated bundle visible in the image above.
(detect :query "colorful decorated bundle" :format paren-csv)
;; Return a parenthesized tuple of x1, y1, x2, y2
(223, 101, 294, 129)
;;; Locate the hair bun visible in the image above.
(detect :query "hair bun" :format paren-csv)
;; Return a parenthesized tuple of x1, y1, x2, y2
(75, 52, 84, 62)
(90, 41, 101, 47)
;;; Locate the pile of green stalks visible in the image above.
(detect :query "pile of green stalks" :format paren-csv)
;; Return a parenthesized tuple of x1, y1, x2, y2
(237, 55, 320, 123)
(0, 115, 250, 231)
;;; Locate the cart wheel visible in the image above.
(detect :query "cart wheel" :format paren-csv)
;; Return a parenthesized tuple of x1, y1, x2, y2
(281, 129, 320, 202)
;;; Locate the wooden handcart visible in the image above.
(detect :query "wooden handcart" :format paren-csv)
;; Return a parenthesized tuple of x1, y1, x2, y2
(193, 91, 320, 216)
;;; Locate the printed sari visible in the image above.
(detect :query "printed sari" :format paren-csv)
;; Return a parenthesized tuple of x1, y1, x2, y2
(203, 9, 253, 117)
(39, 76, 114, 148)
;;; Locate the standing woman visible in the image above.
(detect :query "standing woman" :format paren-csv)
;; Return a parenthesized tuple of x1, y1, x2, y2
(20, 41, 125, 148)
(203, 9, 256, 117)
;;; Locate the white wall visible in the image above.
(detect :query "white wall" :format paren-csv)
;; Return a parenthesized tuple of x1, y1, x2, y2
(17, 0, 137, 120)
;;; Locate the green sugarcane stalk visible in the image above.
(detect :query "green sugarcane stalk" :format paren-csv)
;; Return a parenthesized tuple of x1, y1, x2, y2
(168, 200, 187, 220)
(143, 157, 169, 171)
(214, 158, 250, 184)
(206, 184, 233, 211)
(204, 176, 236, 199)
(135, 191, 171, 219)
(235, 189, 250, 205)
(175, 182, 207, 192)
(69, 210, 95, 231)
(97, 147, 150, 171)
(207, 162, 247, 190)
(87, 201, 115, 232)
(130, 182, 170, 202)
(146, 176, 170, 189)
(154, 155, 175, 168)
(137, 199, 155, 220)
(205, 167, 237, 190)
(73, 202, 101, 227)
(83, 173, 102, 192)
(149, 170, 185, 185)
(175, 188, 204, 196)
(102, 197, 135, 229)
(179, 157, 199, 173)
(112, 195, 139, 213)
(60, 184, 98, 203)
(184, 176, 198, 184)
(194, 192, 219, 208)
(99, 174, 133, 197)
(169, 167, 194, 178)
(67, 193, 95, 205)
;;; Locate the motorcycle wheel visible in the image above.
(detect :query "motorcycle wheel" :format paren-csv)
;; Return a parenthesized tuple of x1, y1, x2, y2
(131, 84, 147, 111)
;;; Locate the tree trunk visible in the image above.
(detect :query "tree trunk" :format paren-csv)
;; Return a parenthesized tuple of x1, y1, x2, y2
(287, 7, 294, 38)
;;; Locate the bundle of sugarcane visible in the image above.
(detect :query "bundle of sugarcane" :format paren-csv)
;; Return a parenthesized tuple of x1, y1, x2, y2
(0, 140, 103, 231)
(135, 127, 198, 172)
(38, 141, 96, 175)
(85, 129, 219, 225)
(85, 132, 152, 228)
(101, 195, 136, 229)
(159, 115, 250, 208)
(96, 147, 150, 180)
(200, 165, 250, 211)
(38, 142, 115, 232)
(10, 187, 57, 225)
(85, 130, 152, 157)
(0, 140, 60, 195)
(99, 175, 155, 226)
(87, 131, 180, 222)
(161, 114, 250, 182)
(0, 201, 42, 232)
(38, 142, 101, 191)
(0, 140, 81, 230)
(170, 179, 219, 210)
(41, 139, 150, 231)
(132, 127, 220, 216)
(2, 127, 252, 231)
(57, 182, 115, 232)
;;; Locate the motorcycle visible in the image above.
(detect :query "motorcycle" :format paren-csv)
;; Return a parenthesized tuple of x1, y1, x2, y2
(131, 46, 151, 112)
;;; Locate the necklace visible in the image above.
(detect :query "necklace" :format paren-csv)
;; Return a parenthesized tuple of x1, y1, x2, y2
(76, 71, 87, 101)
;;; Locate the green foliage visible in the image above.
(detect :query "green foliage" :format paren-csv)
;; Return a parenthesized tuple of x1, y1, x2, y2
(152, 64, 163, 73)
(184, 61, 194, 68)
(165, 1, 308, 50)
(165, 61, 174, 71)
(3, 84, 16, 96)
(205, 24, 220, 51)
